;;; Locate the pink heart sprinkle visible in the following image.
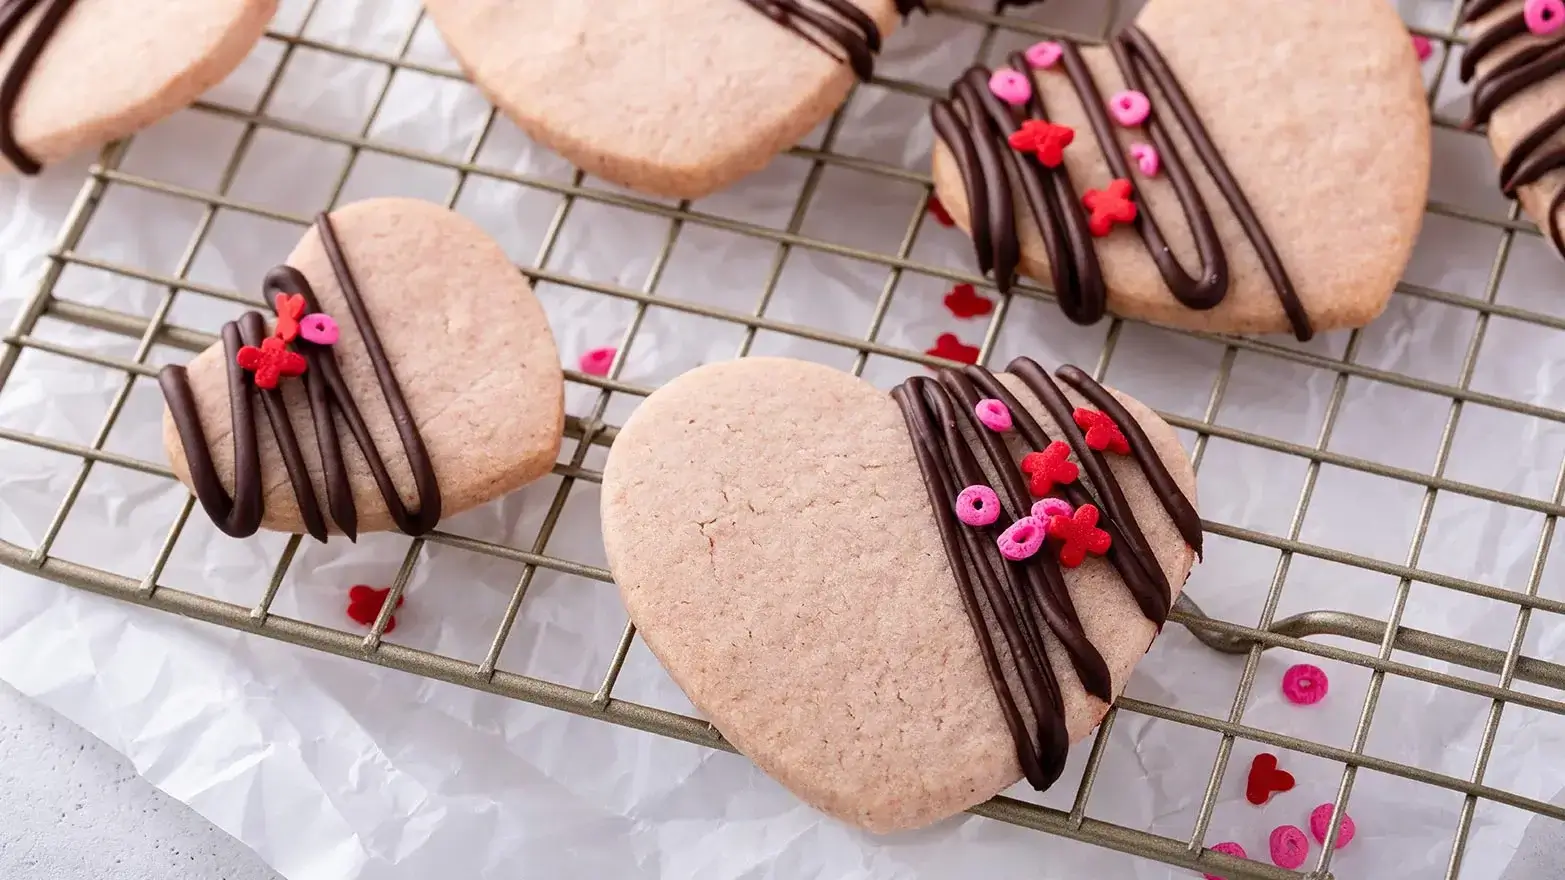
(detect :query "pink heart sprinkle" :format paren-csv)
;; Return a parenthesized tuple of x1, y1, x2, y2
(1024, 41, 1063, 70)
(1203, 841, 1247, 880)
(1129, 143, 1160, 178)
(1269, 825, 1310, 870)
(578, 346, 617, 377)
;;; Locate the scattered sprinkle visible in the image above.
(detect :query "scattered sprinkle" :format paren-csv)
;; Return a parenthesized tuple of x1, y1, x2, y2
(974, 398, 1012, 432)
(1309, 803, 1357, 849)
(1203, 841, 1248, 880)
(1282, 663, 1330, 705)
(1047, 503, 1111, 568)
(955, 485, 1001, 527)
(944, 282, 994, 319)
(926, 333, 980, 365)
(1269, 825, 1310, 869)
(927, 194, 955, 227)
(578, 346, 617, 377)
(1412, 34, 1433, 62)
(1008, 119, 1076, 168)
(1020, 441, 1079, 496)
(346, 585, 404, 634)
(1246, 753, 1296, 805)
(997, 516, 1047, 561)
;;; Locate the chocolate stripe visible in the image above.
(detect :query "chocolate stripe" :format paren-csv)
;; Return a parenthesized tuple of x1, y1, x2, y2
(0, 0, 76, 174)
(1461, 2, 1565, 254)
(737, 0, 924, 82)
(892, 360, 1200, 790)
(159, 212, 441, 542)
(931, 25, 1311, 340)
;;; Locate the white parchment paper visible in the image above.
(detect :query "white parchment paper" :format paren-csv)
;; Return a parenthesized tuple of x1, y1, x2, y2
(2, 0, 1564, 877)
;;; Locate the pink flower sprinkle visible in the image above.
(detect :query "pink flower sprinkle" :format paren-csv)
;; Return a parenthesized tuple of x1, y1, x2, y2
(1526, 0, 1565, 36)
(955, 485, 1001, 527)
(1031, 497, 1072, 521)
(1269, 825, 1310, 870)
(988, 68, 1032, 106)
(975, 398, 1012, 432)
(578, 346, 617, 377)
(1129, 143, 1160, 178)
(997, 516, 1046, 561)
(1203, 841, 1247, 880)
(1411, 34, 1433, 62)
(1024, 40, 1063, 70)
(1310, 803, 1357, 849)
(1108, 90, 1151, 127)
(1282, 663, 1329, 705)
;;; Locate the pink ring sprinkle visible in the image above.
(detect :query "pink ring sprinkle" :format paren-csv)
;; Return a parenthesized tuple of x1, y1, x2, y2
(955, 485, 1001, 527)
(1024, 41, 1063, 70)
(299, 313, 340, 346)
(1309, 803, 1357, 849)
(1108, 90, 1151, 127)
(997, 516, 1046, 561)
(1203, 841, 1247, 880)
(1526, 0, 1565, 36)
(1129, 143, 1160, 178)
(1031, 497, 1072, 520)
(1282, 663, 1330, 705)
(1269, 825, 1310, 870)
(975, 398, 1012, 432)
(578, 346, 617, 377)
(988, 68, 1032, 106)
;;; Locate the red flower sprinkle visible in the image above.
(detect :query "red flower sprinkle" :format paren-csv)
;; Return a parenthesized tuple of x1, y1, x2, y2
(1020, 440, 1078, 497)
(1047, 503, 1111, 567)
(926, 333, 980, 365)
(1083, 178, 1138, 236)
(1246, 753, 1295, 806)
(273, 292, 307, 343)
(1008, 119, 1076, 168)
(346, 585, 404, 634)
(943, 283, 994, 319)
(927, 194, 955, 227)
(1072, 407, 1130, 454)
(236, 336, 307, 390)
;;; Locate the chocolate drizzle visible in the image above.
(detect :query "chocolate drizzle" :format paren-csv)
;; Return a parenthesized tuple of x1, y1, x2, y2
(159, 212, 441, 543)
(931, 26, 1310, 340)
(0, 0, 75, 174)
(736, 0, 925, 81)
(1460, 0, 1565, 254)
(891, 357, 1199, 789)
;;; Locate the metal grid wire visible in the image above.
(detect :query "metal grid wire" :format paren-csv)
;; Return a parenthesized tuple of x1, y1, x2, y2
(0, 1, 1560, 878)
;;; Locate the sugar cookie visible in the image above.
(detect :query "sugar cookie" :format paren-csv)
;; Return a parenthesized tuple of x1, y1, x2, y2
(421, 0, 922, 199)
(601, 356, 1199, 831)
(930, 0, 1429, 339)
(0, 0, 276, 175)
(160, 198, 564, 542)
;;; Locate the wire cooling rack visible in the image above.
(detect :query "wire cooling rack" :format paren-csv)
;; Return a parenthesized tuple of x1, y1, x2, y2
(2, 1, 1563, 878)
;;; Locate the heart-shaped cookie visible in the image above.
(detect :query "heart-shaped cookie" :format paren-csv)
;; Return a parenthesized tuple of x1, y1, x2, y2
(930, 0, 1429, 339)
(601, 356, 1199, 831)
(1459, 0, 1565, 256)
(0, 0, 275, 175)
(160, 197, 564, 541)
(421, 0, 917, 199)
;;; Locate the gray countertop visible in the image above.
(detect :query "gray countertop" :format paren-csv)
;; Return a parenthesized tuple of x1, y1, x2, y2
(0, 681, 281, 880)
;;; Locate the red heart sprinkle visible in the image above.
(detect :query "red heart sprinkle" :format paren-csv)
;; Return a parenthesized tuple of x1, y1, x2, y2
(943, 283, 994, 319)
(927, 194, 955, 227)
(346, 585, 404, 634)
(926, 333, 980, 365)
(1246, 753, 1296, 805)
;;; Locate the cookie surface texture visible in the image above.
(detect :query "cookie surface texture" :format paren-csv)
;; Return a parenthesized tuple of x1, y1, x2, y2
(601, 357, 1197, 832)
(422, 0, 903, 199)
(0, 0, 277, 174)
(930, 0, 1429, 337)
(162, 197, 564, 539)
